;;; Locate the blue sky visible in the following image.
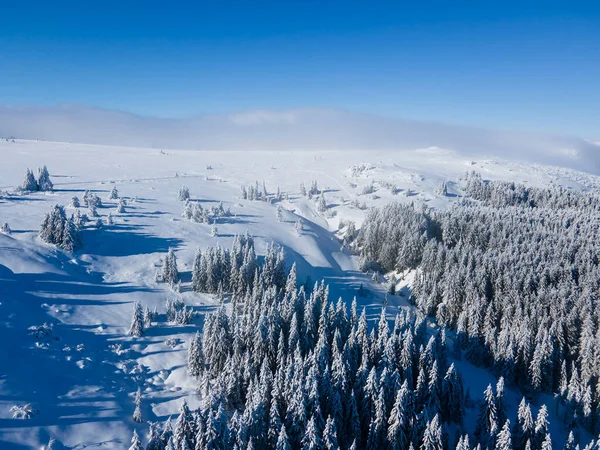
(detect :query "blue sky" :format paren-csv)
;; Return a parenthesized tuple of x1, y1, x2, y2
(1, 1, 599, 137)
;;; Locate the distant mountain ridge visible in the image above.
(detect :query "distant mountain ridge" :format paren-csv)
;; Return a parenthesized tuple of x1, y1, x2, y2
(1, 104, 599, 174)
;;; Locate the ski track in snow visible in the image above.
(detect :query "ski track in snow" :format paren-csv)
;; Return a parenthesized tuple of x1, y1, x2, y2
(0, 139, 599, 448)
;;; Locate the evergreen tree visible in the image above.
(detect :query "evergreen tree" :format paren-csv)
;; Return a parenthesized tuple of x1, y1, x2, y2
(420, 414, 444, 450)
(514, 398, 534, 449)
(69, 196, 81, 208)
(276, 425, 292, 450)
(323, 417, 339, 450)
(188, 331, 204, 378)
(129, 430, 143, 450)
(108, 186, 119, 200)
(22, 168, 38, 191)
(318, 196, 327, 213)
(37, 165, 53, 191)
(163, 248, 180, 287)
(178, 186, 190, 201)
(475, 384, 498, 447)
(495, 420, 512, 450)
(535, 405, 550, 449)
(302, 416, 323, 450)
(133, 388, 143, 423)
(128, 301, 144, 337)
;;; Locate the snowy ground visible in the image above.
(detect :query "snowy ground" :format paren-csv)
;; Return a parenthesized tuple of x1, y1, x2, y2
(0, 139, 598, 448)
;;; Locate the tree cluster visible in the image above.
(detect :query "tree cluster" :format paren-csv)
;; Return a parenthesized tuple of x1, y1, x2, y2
(357, 175, 600, 438)
(39, 204, 81, 251)
(21, 165, 53, 192)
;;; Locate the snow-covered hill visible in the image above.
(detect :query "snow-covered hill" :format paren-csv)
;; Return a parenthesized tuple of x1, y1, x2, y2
(0, 139, 599, 448)
(2, 106, 600, 174)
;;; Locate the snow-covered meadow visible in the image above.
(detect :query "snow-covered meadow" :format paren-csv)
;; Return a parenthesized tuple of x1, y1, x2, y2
(1, 138, 599, 448)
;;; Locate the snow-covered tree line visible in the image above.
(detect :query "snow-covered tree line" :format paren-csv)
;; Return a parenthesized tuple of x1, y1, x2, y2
(241, 181, 283, 203)
(357, 176, 600, 438)
(21, 165, 53, 192)
(182, 200, 231, 224)
(145, 273, 474, 450)
(300, 180, 320, 199)
(191, 234, 287, 299)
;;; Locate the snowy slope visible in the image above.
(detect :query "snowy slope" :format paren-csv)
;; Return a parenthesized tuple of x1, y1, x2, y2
(0, 139, 599, 448)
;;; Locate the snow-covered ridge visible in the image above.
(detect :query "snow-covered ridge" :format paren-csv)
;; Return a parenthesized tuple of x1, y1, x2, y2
(1, 105, 600, 174)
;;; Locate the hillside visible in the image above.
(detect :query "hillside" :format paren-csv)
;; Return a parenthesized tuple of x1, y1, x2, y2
(0, 139, 599, 448)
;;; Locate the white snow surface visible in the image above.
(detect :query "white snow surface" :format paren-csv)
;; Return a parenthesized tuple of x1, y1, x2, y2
(0, 139, 599, 448)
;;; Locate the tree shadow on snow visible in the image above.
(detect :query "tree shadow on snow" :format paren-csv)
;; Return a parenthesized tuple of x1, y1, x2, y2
(80, 228, 183, 257)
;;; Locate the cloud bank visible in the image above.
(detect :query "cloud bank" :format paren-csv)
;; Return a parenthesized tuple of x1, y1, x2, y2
(1, 104, 599, 174)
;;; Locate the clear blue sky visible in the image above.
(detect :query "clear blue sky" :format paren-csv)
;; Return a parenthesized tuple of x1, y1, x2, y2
(1, 1, 599, 137)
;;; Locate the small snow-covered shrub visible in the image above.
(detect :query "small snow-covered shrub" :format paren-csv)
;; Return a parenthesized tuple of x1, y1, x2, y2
(108, 343, 130, 356)
(350, 162, 375, 177)
(10, 404, 39, 419)
(107, 186, 119, 200)
(28, 322, 55, 339)
(361, 180, 376, 195)
(1, 222, 10, 234)
(164, 338, 180, 348)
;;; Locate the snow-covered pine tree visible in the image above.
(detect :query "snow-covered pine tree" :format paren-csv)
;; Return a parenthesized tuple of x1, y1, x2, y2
(117, 198, 126, 213)
(475, 384, 498, 447)
(188, 331, 204, 378)
(178, 186, 190, 201)
(37, 165, 53, 191)
(108, 186, 119, 200)
(182, 200, 193, 220)
(495, 420, 512, 450)
(277, 204, 283, 222)
(534, 405, 550, 449)
(143, 305, 152, 328)
(21, 168, 38, 191)
(61, 216, 81, 252)
(323, 417, 339, 450)
(133, 388, 143, 423)
(128, 301, 144, 337)
(40, 204, 81, 251)
(69, 196, 81, 208)
(145, 423, 164, 450)
(301, 416, 323, 450)
(420, 414, 444, 450)
(276, 425, 292, 450)
(1, 222, 11, 234)
(129, 430, 143, 450)
(317, 195, 327, 213)
(162, 248, 180, 287)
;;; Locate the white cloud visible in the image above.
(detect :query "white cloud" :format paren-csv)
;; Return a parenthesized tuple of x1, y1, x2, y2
(0, 104, 599, 174)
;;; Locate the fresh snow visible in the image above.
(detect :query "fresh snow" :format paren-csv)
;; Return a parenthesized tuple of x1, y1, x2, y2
(0, 138, 599, 448)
